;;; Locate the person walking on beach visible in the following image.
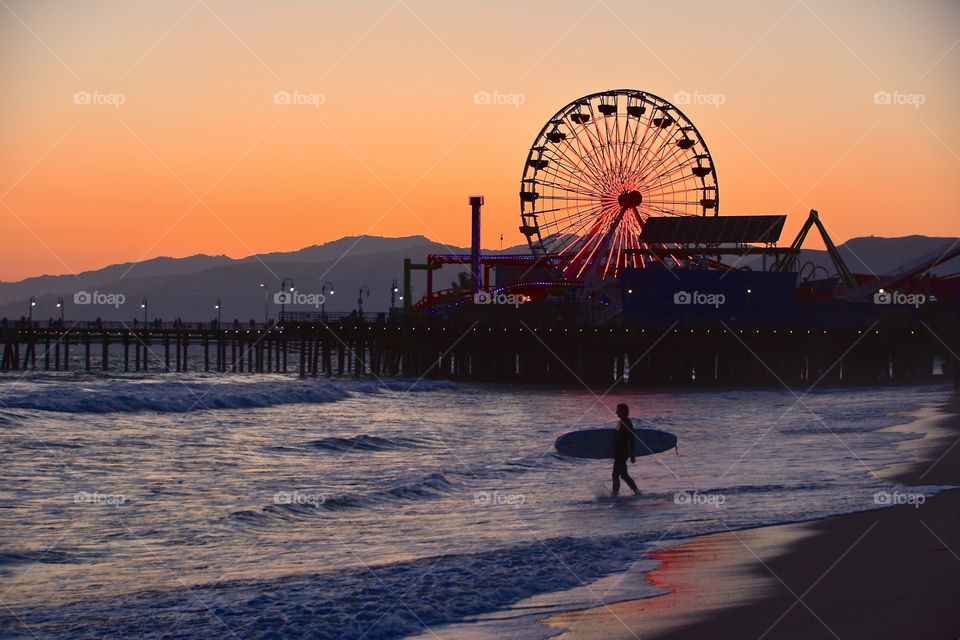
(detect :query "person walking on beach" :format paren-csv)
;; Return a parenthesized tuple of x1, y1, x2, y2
(613, 403, 640, 496)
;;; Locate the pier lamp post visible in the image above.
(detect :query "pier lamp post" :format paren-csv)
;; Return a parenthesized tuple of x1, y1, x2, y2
(56, 298, 64, 325)
(215, 299, 221, 326)
(28, 296, 36, 323)
(357, 285, 370, 319)
(141, 299, 148, 325)
(259, 284, 268, 324)
(390, 279, 399, 309)
(321, 281, 335, 318)
(279, 278, 295, 320)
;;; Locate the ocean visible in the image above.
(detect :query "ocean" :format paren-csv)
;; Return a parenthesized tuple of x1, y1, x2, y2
(0, 372, 951, 639)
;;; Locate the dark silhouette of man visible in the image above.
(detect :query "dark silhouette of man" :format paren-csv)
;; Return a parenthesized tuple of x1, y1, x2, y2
(613, 403, 640, 496)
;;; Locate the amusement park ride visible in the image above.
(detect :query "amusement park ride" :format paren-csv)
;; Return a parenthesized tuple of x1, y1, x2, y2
(405, 89, 960, 322)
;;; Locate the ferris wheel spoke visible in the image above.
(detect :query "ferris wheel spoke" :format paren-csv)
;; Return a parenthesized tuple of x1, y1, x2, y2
(552, 200, 618, 245)
(563, 116, 605, 180)
(644, 200, 701, 207)
(538, 150, 597, 185)
(527, 200, 607, 218)
(585, 102, 619, 179)
(554, 125, 596, 185)
(612, 112, 633, 183)
(617, 111, 638, 177)
(604, 214, 630, 277)
(557, 133, 610, 190)
(581, 103, 623, 186)
(643, 188, 700, 204)
(644, 178, 704, 201)
(548, 202, 610, 233)
(572, 108, 609, 171)
(556, 202, 621, 258)
(611, 107, 625, 176)
(624, 104, 667, 180)
(571, 124, 616, 192)
(619, 118, 651, 183)
(572, 214, 621, 278)
(636, 202, 687, 217)
(641, 157, 697, 192)
(635, 104, 681, 171)
(637, 143, 692, 188)
(541, 207, 610, 249)
(534, 175, 604, 199)
(644, 178, 705, 198)
(536, 161, 606, 197)
(619, 100, 648, 170)
(631, 123, 677, 183)
(543, 148, 608, 194)
(567, 225, 606, 277)
(596, 101, 620, 171)
(638, 137, 690, 180)
(635, 113, 695, 184)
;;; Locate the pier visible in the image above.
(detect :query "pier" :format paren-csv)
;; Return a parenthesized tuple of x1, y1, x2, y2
(1, 313, 954, 387)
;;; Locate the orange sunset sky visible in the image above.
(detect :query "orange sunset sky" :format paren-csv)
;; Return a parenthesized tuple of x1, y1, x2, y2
(1, 0, 958, 282)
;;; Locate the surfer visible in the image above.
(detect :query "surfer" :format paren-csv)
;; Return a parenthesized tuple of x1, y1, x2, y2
(612, 403, 640, 496)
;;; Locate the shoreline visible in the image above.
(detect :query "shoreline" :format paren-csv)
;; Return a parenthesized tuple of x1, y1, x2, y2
(544, 395, 960, 640)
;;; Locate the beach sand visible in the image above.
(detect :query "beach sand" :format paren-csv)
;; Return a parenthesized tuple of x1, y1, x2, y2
(544, 397, 960, 640)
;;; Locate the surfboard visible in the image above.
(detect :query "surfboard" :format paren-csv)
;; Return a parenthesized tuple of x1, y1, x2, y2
(554, 427, 677, 460)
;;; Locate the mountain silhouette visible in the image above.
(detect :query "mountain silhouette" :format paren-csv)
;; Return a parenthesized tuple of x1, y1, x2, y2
(1, 234, 956, 322)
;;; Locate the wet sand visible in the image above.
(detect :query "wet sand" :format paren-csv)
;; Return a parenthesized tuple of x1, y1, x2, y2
(545, 397, 960, 640)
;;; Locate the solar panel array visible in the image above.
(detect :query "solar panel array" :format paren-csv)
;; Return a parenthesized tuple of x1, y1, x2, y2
(638, 215, 787, 244)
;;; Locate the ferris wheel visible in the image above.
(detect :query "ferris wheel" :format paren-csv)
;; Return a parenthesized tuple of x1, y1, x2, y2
(519, 89, 719, 279)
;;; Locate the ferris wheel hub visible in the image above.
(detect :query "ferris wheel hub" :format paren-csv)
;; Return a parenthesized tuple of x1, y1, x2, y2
(617, 190, 643, 209)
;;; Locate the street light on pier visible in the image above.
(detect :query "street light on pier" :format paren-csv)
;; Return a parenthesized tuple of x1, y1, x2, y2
(321, 281, 335, 318)
(28, 296, 36, 322)
(391, 279, 399, 309)
(141, 299, 148, 325)
(259, 284, 268, 324)
(357, 285, 370, 318)
(215, 299, 221, 326)
(280, 278, 295, 320)
(56, 298, 64, 325)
